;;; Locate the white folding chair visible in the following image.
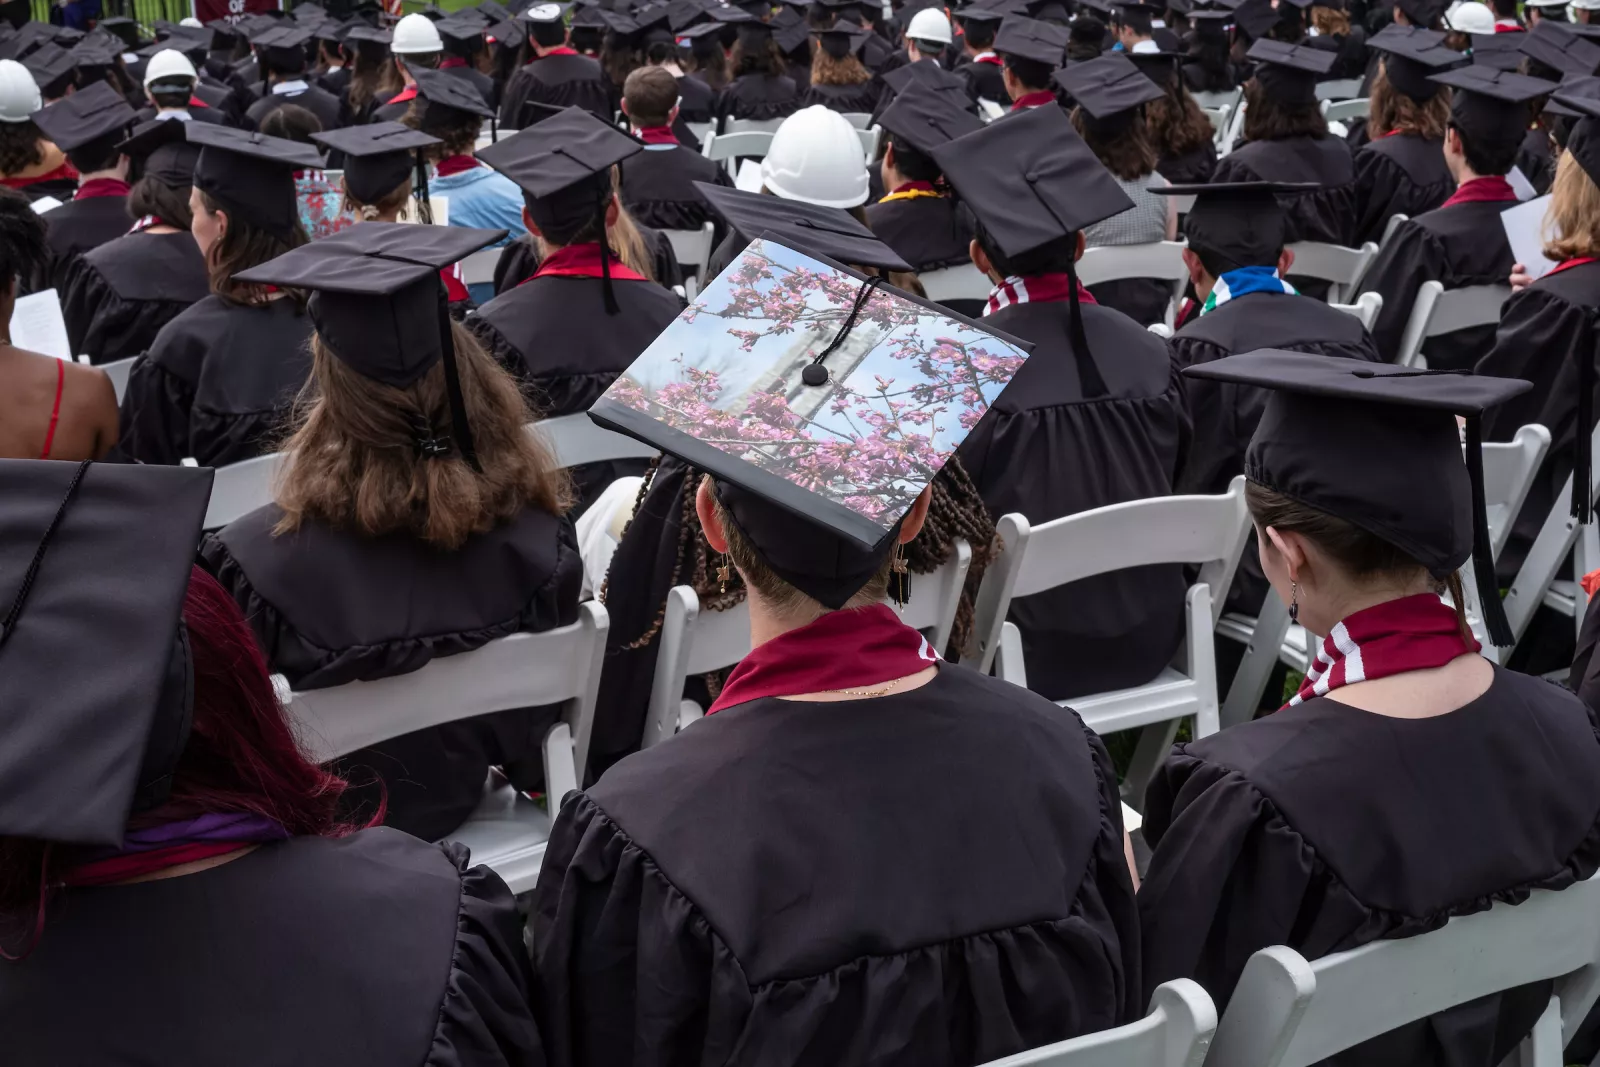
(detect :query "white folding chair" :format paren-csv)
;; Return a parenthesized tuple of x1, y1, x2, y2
(1284, 241, 1379, 304)
(1503, 420, 1600, 649)
(642, 540, 974, 748)
(1321, 97, 1369, 124)
(964, 477, 1252, 805)
(457, 246, 502, 288)
(1379, 212, 1409, 247)
(858, 124, 883, 161)
(100, 354, 137, 404)
(685, 120, 713, 144)
(662, 220, 716, 297)
(724, 117, 786, 134)
(1395, 281, 1510, 368)
(920, 262, 993, 304)
(1076, 241, 1191, 329)
(1200, 105, 1231, 144)
(281, 603, 608, 894)
(1330, 291, 1382, 331)
(1148, 323, 1173, 339)
(976, 980, 1217, 1067)
(841, 111, 873, 129)
(1171, 193, 1196, 216)
(1314, 77, 1363, 101)
(1221, 100, 1247, 154)
(701, 130, 776, 175)
(1191, 88, 1241, 111)
(202, 451, 287, 529)
(1204, 872, 1600, 1067)
(529, 412, 658, 469)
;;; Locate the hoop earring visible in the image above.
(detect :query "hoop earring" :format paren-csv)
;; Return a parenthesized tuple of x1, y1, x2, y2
(717, 553, 731, 595)
(1288, 580, 1300, 624)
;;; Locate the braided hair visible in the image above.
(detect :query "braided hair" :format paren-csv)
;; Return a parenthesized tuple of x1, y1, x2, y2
(0, 186, 47, 296)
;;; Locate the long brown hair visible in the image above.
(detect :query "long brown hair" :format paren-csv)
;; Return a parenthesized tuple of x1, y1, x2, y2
(1370, 61, 1451, 139)
(197, 189, 309, 308)
(348, 48, 402, 114)
(1071, 106, 1159, 180)
(1147, 80, 1216, 159)
(1311, 5, 1350, 34)
(1242, 76, 1330, 141)
(273, 323, 572, 550)
(809, 44, 871, 85)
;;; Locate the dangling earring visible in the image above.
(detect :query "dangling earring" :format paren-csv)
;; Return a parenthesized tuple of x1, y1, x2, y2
(1288, 580, 1300, 624)
(890, 543, 909, 608)
(717, 553, 731, 595)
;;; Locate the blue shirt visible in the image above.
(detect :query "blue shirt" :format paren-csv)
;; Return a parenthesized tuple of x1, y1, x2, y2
(430, 164, 527, 303)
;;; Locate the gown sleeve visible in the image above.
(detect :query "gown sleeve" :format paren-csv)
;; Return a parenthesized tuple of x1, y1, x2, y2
(1355, 222, 1446, 362)
(62, 259, 193, 367)
(117, 354, 195, 465)
(1473, 285, 1595, 448)
(468, 314, 534, 382)
(1571, 593, 1600, 715)
(1349, 148, 1407, 247)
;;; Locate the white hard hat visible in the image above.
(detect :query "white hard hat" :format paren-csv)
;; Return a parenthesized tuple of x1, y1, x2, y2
(1443, 0, 1495, 32)
(907, 7, 953, 44)
(143, 48, 199, 88)
(392, 12, 445, 54)
(761, 105, 869, 209)
(179, 16, 203, 27)
(1571, 0, 1599, 11)
(0, 59, 40, 123)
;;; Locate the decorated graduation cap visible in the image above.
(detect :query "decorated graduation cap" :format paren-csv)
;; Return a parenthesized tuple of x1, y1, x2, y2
(694, 180, 912, 269)
(1054, 53, 1164, 126)
(1430, 64, 1558, 152)
(0, 460, 214, 846)
(1151, 179, 1319, 267)
(30, 78, 137, 156)
(1246, 37, 1336, 103)
(877, 80, 984, 157)
(235, 223, 507, 468)
(1518, 19, 1600, 74)
(1182, 352, 1531, 644)
(931, 104, 1131, 399)
(993, 14, 1068, 64)
(118, 116, 201, 187)
(478, 106, 640, 313)
(1368, 24, 1459, 100)
(588, 235, 1034, 608)
(189, 123, 326, 238)
(311, 121, 440, 216)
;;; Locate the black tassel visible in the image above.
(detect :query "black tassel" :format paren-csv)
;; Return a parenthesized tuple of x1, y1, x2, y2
(1574, 332, 1594, 524)
(414, 154, 433, 226)
(598, 186, 619, 315)
(1065, 257, 1109, 399)
(802, 275, 885, 386)
(437, 284, 481, 472)
(1466, 416, 1513, 646)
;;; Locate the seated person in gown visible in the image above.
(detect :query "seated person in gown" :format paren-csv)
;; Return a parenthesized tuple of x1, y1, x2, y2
(711, 18, 801, 127)
(31, 83, 140, 295)
(497, 2, 612, 130)
(862, 83, 980, 279)
(61, 118, 210, 367)
(1140, 352, 1600, 1067)
(469, 108, 683, 513)
(533, 292, 1140, 1064)
(1128, 50, 1218, 187)
(799, 23, 881, 113)
(1358, 66, 1555, 366)
(991, 16, 1068, 115)
(615, 66, 732, 236)
(933, 104, 1192, 702)
(0, 59, 82, 205)
(118, 123, 318, 467)
(0, 462, 542, 1067)
(202, 224, 582, 843)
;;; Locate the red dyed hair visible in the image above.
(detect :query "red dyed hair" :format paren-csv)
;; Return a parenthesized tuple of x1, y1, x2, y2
(0, 567, 364, 957)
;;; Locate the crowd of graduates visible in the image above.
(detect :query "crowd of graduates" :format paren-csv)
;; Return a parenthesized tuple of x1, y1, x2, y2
(3, 0, 1600, 1063)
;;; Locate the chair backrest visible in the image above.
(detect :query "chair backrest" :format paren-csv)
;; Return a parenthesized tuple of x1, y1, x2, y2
(1314, 77, 1363, 101)
(663, 220, 716, 294)
(1285, 241, 1378, 303)
(1502, 418, 1600, 642)
(892, 537, 971, 652)
(1481, 423, 1552, 556)
(1221, 100, 1247, 153)
(1148, 322, 1173, 339)
(529, 412, 658, 468)
(725, 117, 786, 134)
(920, 262, 993, 303)
(1395, 282, 1510, 368)
(967, 477, 1251, 672)
(1205, 873, 1600, 1067)
(457, 245, 502, 287)
(702, 130, 776, 165)
(1379, 212, 1409, 246)
(977, 980, 1217, 1067)
(203, 451, 287, 529)
(1321, 97, 1369, 124)
(1330, 291, 1382, 331)
(101, 355, 137, 404)
(685, 120, 713, 144)
(1191, 88, 1241, 110)
(1076, 242, 1189, 327)
(840, 111, 873, 129)
(858, 124, 883, 160)
(1199, 105, 1229, 138)
(284, 601, 610, 779)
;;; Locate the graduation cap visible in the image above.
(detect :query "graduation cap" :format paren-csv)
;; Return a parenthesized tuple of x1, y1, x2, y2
(478, 107, 640, 312)
(1246, 37, 1336, 103)
(1519, 19, 1600, 74)
(813, 19, 869, 56)
(1152, 179, 1318, 267)
(258, 24, 315, 71)
(410, 64, 496, 128)
(1368, 23, 1460, 100)
(119, 116, 201, 187)
(676, 17, 727, 42)
(693, 180, 912, 270)
(1469, 31, 1526, 70)
(992, 14, 1068, 64)
(588, 235, 1032, 607)
(479, 0, 514, 15)
(1126, 47, 1185, 85)
(22, 43, 75, 98)
(0, 460, 218, 848)
(139, 31, 208, 59)
(1395, 0, 1447, 26)
(189, 123, 325, 238)
(341, 23, 395, 50)
(931, 104, 1131, 398)
(877, 80, 984, 157)
(954, 4, 1012, 25)
(30, 79, 137, 156)
(235, 223, 505, 471)
(1053, 53, 1164, 125)
(1181, 351, 1532, 645)
(1545, 70, 1600, 117)
(437, 12, 489, 52)
(1187, 7, 1235, 32)
(1551, 86, 1600, 191)
(486, 15, 529, 48)
(96, 16, 143, 49)
(312, 120, 438, 211)
(1230, 0, 1280, 38)
(203, 19, 244, 50)
(522, 0, 570, 22)
(1431, 64, 1557, 151)
(879, 55, 973, 99)
(774, 18, 812, 52)
(0, 0, 25, 29)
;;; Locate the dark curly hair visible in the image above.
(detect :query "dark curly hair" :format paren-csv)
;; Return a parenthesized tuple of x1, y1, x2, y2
(0, 185, 46, 293)
(0, 120, 45, 177)
(730, 37, 787, 77)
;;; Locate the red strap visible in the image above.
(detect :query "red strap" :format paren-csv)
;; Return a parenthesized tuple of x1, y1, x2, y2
(439, 56, 469, 69)
(1493, 21, 1525, 31)
(539, 45, 579, 57)
(1010, 89, 1056, 110)
(1439, 175, 1517, 208)
(386, 83, 419, 106)
(40, 358, 63, 461)
(1, 161, 80, 189)
(635, 125, 679, 145)
(526, 242, 648, 282)
(435, 154, 480, 177)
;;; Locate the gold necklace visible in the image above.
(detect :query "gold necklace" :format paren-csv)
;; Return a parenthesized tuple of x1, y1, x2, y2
(823, 675, 910, 698)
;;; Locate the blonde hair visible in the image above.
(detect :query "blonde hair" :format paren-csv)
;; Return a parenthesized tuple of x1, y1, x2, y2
(1311, 5, 1350, 34)
(1370, 60, 1451, 139)
(274, 321, 572, 550)
(1545, 150, 1600, 261)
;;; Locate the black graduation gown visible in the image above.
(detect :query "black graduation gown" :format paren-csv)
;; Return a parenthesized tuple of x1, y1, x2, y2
(3, 830, 545, 1067)
(800, 79, 881, 114)
(957, 53, 1008, 104)
(1158, 138, 1218, 185)
(40, 191, 130, 296)
(499, 53, 612, 128)
(713, 73, 801, 124)
(1357, 195, 1519, 368)
(863, 191, 974, 273)
(1348, 133, 1453, 245)
(468, 267, 682, 510)
(1307, 26, 1368, 79)
(490, 227, 683, 293)
(1209, 135, 1355, 246)
(961, 299, 1192, 701)
(317, 64, 351, 98)
(246, 82, 345, 132)
(201, 503, 582, 841)
(617, 142, 732, 234)
(118, 295, 314, 467)
(444, 62, 498, 109)
(1140, 665, 1600, 1067)
(1475, 258, 1600, 579)
(677, 72, 715, 125)
(61, 229, 208, 366)
(532, 663, 1141, 1067)
(6, 173, 80, 204)
(1571, 591, 1600, 712)
(1517, 126, 1555, 196)
(1170, 291, 1381, 611)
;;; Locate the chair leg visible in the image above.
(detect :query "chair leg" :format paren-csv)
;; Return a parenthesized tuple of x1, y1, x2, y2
(1121, 718, 1182, 812)
(1221, 594, 1293, 730)
(1519, 996, 1562, 1067)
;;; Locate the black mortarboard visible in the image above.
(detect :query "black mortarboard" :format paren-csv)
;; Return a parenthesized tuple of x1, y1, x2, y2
(879, 56, 973, 99)
(775, 18, 812, 51)
(341, 23, 394, 50)
(259, 24, 314, 72)
(1369, 23, 1460, 99)
(312, 120, 438, 208)
(693, 181, 913, 270)
(1055, 53, 1165, 121)
(479, 0, 514, 17)
(0, 460, 214, 846)
(932, 104, 1129, 397)
(955, 4, 1011, 24)
(0, 0, 25, 29)
(1231, 0, 1280, 38)
(675, 19, 726, 40)
(487, 16, 529, 48)
(1546, 70, 1600, 118)
(436, 12, 488, 51)
(734, 18, 774, 51)
(1395, 0, 1446, 26)
(812, 21, 867, 55)
(1431, 64, 1557, 150)
(1186, 6, 1234, 22)
(877, 80, 984, 156)
(96, 16, 141, 49)
(588, 235, 1032, 607)
(992, 14, 1068, 63)
(1246, 37, 1336, 103)
(204, 19, 243, 48)
(30, 78, 136, 153)
(139, 31, 208, 58)
(410, 64, 495, 127)
(1182, 351, 1532, 644)
(1152, 179, 1318, 266)
(118, 116, 201, 187)
(189, 123, 324, 238)
(1553, 86, 1600, 190)
(1470, 31, 1526, 71)
(1518, 19, 1600, 74)
(1126, 47, 1184, 85)
(23, 43, 76, 98)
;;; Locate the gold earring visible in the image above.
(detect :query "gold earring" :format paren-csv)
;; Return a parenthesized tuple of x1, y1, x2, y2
(890, 543, 909, 607)
(717, 553, 731, 594)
